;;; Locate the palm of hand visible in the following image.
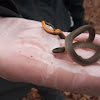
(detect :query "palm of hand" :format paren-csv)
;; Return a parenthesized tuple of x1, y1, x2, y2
(0, 17, 100, 96)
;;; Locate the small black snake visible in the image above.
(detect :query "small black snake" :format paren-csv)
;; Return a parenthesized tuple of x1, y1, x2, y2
(42, 21, 100, 66)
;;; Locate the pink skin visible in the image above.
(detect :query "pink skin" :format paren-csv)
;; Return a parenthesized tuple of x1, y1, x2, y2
(0, 17, 100, 96)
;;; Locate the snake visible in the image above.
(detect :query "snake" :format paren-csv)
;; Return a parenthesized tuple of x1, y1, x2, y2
(42, 20, 100, 65)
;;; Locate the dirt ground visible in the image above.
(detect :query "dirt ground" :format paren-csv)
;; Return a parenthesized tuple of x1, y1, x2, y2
(84, 0, 100, 34)
(22, 0, 100, 100)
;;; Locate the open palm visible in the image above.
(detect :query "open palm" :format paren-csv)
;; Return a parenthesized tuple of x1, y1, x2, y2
(0, 17, 100, 96)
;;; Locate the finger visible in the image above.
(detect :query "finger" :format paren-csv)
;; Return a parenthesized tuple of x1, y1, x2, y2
(75, 33, 100, 45)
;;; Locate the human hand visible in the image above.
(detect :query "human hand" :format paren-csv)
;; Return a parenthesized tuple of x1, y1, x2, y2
(0, 17, 100, 96)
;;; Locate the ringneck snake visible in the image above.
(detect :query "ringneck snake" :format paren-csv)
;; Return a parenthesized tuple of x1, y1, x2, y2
(41, 20, 100, 66)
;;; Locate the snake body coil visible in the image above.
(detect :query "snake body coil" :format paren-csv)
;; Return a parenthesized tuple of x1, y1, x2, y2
(42, 21, 100, 66)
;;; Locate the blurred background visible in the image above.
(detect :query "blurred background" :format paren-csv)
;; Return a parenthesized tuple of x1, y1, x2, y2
(84, 0, 100, 34)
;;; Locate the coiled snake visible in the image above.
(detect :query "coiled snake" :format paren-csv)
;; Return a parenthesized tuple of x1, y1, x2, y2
(42, 20, 100, 66)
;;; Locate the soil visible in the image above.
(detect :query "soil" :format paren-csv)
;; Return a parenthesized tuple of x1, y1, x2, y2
(21, 88, 44, 100)
(84, 0, 100, 34)
(21, 0, 100, 100)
